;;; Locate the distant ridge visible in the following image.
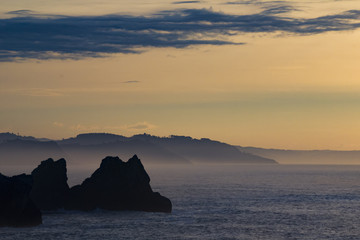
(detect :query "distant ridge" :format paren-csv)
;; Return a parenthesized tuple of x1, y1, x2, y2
(0, 132, 276, 167)
(0, 132, 37, 143)
(60, 133, 128, 145)
(238, 146, 360, 165)
(0, 132, 51, 143)
(0, 139, 66, 166)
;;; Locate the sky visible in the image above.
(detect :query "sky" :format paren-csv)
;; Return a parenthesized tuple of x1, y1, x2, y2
(1, 0, 360, 150)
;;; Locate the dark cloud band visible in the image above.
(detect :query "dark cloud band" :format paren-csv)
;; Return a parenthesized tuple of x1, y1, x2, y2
(173, 1, 201, 4)
(1, 8, 360, 61)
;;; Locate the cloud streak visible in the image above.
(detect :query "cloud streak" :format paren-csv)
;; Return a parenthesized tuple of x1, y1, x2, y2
(125, 122, 157, 131)
(173, 1, 202, 4)
(69, 122, 156, 132)
(1, 8, 360, 61)
(121, 81, 141, 84)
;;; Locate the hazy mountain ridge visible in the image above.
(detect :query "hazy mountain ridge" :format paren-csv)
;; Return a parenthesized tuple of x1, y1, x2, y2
(0, 133, 276, 168)
(0, 139, 67, 167)
(238, 146, 360, 165)
(0, 132, 37, 143)
(59, 133, 128, 145)
(57, 133, 276, 164)
(60, 138, 189, 165)
(129, 134, 273, 164)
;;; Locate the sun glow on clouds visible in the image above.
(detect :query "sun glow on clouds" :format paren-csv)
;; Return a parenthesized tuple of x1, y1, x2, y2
(1, 0, 360, 149)
(2, 7, 360, 61)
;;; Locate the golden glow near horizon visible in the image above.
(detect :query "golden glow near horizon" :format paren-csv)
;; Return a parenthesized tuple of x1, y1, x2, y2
(1, 0, 360, 150)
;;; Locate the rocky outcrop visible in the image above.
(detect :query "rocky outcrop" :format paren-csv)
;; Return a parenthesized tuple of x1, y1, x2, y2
(1, 155, 171, 228)
(30, 158, 70, 211)
(0, 173, 42, 227)
(65, 155, 172, 213)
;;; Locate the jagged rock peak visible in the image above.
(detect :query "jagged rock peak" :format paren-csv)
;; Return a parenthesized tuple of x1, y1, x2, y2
(89, 155, 150, 187)
(100, 155, 142, 166)
(30, 158, 69, 211)
(99, 156, 124, 168)
(128, 154, 141, 164)
(65, 155, 171, 212)
(32, 158, 67, 173)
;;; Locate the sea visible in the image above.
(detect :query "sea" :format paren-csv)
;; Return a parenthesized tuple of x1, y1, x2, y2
(1, 164, 360, 239)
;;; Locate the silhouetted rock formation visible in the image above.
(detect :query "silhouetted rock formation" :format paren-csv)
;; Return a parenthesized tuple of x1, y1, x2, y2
(30, 158, 70, 211)
(0, 155, 171, 227)
(65, 155, 172, 213)
(0, 173, 42, 227)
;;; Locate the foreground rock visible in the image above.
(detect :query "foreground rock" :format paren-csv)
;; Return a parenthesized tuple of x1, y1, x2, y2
(0, 155, 171, 227)
(65, 155, 172, 213)
(0, 173, 42, 227)
(30, 158, 70, 211)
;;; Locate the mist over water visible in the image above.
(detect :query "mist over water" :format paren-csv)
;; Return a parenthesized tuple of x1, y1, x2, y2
(1, 164, 360, 239)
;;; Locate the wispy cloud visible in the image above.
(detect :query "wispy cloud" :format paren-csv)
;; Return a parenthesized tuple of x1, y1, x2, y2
(173, 1, 202, 4)
(7, 88, 64, 97)
(121, 81, 141, 84)
(1, 86, 141, 97)
(125, 122, 157, 131)
(69, 121, 156, 132)
(225, 0, 298, 16)
(1, 7, 360, 61)
(53, 122, 64, 127)
(225, 0, 288, 5)
(70, 124, 101, 132)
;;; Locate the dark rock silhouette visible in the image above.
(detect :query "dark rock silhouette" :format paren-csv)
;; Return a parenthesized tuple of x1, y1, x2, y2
(0, 173, 42, 227)
(0, 155, 170, 227)
(30, 158, 70, 211)
(65, 155, 172, 213)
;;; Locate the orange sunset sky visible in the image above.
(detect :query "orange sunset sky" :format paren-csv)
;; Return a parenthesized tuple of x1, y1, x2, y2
(1, 0, 360, 150)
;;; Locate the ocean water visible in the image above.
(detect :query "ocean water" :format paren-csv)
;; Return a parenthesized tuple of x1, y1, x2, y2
(1, 164, 360, 239)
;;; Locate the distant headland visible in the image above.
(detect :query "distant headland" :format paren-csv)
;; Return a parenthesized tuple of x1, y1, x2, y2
(0, 132, 277, 167)
(3, 132, 360, 165)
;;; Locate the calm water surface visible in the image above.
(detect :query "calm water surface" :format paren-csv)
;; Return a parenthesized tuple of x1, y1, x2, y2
(1, 164, 360, 239)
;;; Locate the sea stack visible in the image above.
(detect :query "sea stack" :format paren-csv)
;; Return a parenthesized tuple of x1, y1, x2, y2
(0, 173, 42, 227)
(30, 158, 70, 211)
(65, 155, 172, 213)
